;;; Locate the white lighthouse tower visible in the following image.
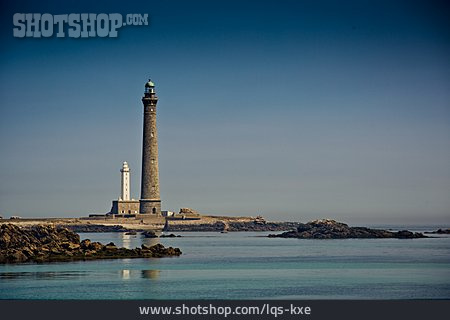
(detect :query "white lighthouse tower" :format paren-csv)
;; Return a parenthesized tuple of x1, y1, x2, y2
(120, 161, 130, 201)
(109, 162, 139, 215)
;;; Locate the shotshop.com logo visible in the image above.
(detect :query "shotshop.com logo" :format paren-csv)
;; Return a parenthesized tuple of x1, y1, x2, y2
(13, 13, 149, 38)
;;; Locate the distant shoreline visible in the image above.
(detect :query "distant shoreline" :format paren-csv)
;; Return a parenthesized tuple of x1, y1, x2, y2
(1, 216, 448, 235)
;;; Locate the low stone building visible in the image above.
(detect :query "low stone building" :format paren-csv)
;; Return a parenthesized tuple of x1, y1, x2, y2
(110, 200, 140, 214)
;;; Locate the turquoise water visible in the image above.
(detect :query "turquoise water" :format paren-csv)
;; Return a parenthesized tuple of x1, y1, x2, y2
(0, 230, 449, 299)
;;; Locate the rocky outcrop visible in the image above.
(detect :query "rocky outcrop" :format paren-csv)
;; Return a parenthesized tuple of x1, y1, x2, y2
(160, 233, 181, 238)
(425, 229, 450, 234)
(165, 222, 227, 232)
(268, 219, 427, 239)
(58, 224, 131, 233)
(228, 221, 301, 232)
(0, 224, 181, 264)
(179, 208, 199, 215)
(165, 221, 302, 232)
(142, 230, 181, 238)
(142, 230, 158, 238)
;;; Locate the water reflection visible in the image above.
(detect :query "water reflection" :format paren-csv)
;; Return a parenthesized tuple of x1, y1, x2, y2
(120, 233, 136, 249)
(119, 269, 160, 280)
(0, 271, 86, 280)
(116, 232, 160, 249)
(121, 269, 131, 279)
(142, 237, 160, 247)
(141, 270, 160, 279)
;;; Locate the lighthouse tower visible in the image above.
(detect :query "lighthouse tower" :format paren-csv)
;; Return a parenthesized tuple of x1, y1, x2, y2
(109, 161, 139, 215)
(120, 161, 130, 201)
(139, 79, 161, 215)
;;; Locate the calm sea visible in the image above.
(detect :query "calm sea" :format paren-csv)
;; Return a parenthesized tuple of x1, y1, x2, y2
(1, 227, 449, 299)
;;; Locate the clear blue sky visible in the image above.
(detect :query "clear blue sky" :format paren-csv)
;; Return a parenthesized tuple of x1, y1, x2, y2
(0, 0, 449, 224)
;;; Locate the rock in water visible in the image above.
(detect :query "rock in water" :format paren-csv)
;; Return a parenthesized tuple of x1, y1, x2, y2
(0, 224, 182, 264)
(160, 233, 181, 238)
(58, 224, 130, 233)
(268, 219, 427, 239)
(425, 229, 450, 234)
(142, 230, 158, 238)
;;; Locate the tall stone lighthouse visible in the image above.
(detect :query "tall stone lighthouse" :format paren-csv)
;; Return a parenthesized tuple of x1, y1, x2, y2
(139, 80, 161, 215)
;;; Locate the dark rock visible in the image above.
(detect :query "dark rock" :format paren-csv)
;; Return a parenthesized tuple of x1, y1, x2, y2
(89, 241, 104, 251)
(62, 242, 80, 250)
(165, 221, 302, 232)
(104, 242, 117, 250)
(425, 229, 450, 234)
(142, 230, 158, 238)
(296, 223, 312, 232)
(269, 219, 428, 240)
(395, 230, 415, 238)
(57, 224, 131, 233)
(10, 250, 27, 262)
(80, 239, 91, 250)
(160, 233, 181, 238)
(125, 231, 137, 235)
(0, 224, 182, 264)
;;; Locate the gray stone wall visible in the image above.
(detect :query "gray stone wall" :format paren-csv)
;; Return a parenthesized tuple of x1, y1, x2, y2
(111, 200, 140, 214)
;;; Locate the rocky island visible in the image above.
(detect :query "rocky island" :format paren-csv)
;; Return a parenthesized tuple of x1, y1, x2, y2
(58, 224, 132, 233)
(268, 219, 427, 239)
(164, 219, 302, 232)
(425, 229, 450, 235)
(0, 224, 181, 264)
(0, 215, 303, 233)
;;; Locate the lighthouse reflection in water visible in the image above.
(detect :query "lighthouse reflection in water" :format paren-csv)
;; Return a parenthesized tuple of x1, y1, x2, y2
(118, 232, 162, 280)
(120, 269, 160, 280)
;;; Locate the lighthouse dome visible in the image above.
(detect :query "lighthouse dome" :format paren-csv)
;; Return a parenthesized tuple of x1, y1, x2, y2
(145, 80, 155, 88)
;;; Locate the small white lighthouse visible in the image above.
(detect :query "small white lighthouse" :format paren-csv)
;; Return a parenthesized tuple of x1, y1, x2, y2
(110, 162, 139, 215)
(120, 161, 130, 201)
